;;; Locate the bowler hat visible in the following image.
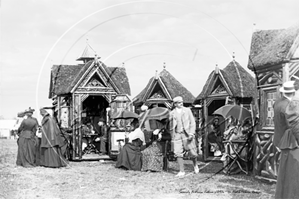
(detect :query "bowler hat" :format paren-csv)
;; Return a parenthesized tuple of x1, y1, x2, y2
(279, 81, 296, 93)
(173, 96, 183, 103)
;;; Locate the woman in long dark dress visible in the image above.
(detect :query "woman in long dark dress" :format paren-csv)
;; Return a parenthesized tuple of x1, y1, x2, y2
(40, 108, 67, 168)
(16, 107, 39, 167)
(116, 127, 145, 171)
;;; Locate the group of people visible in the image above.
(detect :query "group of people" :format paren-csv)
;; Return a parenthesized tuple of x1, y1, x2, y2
(208, 115, 253, 162)
(81, 117, 108, 155)
(115, 96, 199, 177)
(16, 107, 68, 168)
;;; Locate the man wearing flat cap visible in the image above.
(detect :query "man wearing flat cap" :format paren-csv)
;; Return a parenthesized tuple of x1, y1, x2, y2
(273, 81, 299, 199)
(170, 96, 199, 177)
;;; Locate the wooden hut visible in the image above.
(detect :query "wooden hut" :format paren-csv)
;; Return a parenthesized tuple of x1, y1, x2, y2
(49, 44, 131, 160)
(133, 66, 195, 110)
(247, 24, 299, 182)
(194, 59, 257, 161)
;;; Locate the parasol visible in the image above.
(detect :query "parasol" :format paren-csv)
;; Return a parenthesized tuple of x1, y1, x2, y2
(110, 110, 139, 120)
(213, 105, 251, 122)
(145, 107, 170, 121)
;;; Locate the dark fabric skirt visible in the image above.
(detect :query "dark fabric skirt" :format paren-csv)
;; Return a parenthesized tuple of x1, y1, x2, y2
(40, 146, 68, 168)
(141, 143, 163, 172)
(35, 138, 42, 166)
(275, 148, 299, 199)
(16, 137, 37, 167)
(116, 143, 142, 171)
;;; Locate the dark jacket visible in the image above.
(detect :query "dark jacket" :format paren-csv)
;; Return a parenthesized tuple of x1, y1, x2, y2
(40, 113, 65, 148)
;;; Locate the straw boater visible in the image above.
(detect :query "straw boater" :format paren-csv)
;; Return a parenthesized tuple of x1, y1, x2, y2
(273, 81, 299, 199)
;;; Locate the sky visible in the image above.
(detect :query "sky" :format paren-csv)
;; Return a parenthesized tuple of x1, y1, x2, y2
(0, 0, 299, 120)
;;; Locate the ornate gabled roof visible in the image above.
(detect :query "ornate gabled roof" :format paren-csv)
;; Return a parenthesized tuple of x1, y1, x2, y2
(134, 68, 195, 104)
(195, 60, 257, 103)
(48, 61, 131, 98)
(248, 24, 299, 71)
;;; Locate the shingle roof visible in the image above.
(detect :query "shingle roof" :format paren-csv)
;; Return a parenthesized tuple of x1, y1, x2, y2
(134, 68, 195, 104)
(195, 60, 257, 102)
(49, 61, 131, 98)
(248, 24, 299, 71)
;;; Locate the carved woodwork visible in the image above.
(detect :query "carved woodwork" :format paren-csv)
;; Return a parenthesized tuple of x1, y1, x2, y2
(72, 94, 82, 159)
(79, 66, 108, 88)
(253, 132, 280, 180)
(211, 84, 227, 95)
(150, 91, 165, 99)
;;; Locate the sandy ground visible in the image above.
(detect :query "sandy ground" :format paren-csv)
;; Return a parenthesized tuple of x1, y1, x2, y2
(0, 139, 275, 199)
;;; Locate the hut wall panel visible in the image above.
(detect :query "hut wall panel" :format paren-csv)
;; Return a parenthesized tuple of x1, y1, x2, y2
(253, 131, 280, 180)
(72, 94, 81, 159)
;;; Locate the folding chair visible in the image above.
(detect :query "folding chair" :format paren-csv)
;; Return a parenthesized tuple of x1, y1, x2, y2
(223, 139, 249, 175)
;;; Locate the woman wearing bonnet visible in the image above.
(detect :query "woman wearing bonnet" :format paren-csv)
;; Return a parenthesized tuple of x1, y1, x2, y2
(39, 107, 68, 168)
(16, 107, 39, 167)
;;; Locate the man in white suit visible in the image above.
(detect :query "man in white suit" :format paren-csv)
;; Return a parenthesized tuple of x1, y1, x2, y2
(170, 96, 199, 177)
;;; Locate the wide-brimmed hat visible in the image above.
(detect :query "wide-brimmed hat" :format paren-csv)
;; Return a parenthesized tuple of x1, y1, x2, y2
(279, 81, 296, 93)
(24, 107, 35, 114)
(173, 96, 183, 103)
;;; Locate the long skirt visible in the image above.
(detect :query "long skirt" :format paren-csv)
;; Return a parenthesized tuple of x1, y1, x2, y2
(141, 143, 163, 172)
(116, 143, 142, 171)
(16, 137, 37, 167)
(35, 138, 41, 166)
(40, 146, 68, 168)
(275, 148, 299, 199)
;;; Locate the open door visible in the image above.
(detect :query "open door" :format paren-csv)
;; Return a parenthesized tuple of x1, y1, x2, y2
(72, 94, 109, 160)
(203, 99, 226, 161)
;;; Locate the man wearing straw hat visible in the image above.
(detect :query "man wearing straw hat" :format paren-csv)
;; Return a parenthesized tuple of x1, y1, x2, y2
(170, 96, 199, 177)
(273, 81, 299, 199)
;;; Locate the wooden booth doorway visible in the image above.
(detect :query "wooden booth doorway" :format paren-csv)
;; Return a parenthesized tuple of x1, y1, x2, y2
(203, 98, 226, 161)
(80, 95, 109, 159)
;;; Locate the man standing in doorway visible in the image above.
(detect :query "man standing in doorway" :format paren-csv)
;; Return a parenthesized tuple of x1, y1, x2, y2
(170, 96, 199, 177)
(273, 81, 299, 199)
(97, 118, 108, 155)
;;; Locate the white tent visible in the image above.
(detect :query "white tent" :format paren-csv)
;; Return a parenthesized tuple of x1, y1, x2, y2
(0, 119, 17, 139)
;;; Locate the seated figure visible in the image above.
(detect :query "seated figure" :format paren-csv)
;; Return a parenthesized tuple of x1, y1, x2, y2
(207, 117, 224, 156)
(115, 128, 145, 171)
(141, 129, 164, 172)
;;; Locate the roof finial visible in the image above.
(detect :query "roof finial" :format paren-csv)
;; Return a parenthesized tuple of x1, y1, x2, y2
(232, 52, 235, 60)
(155, 70, 159, 79)
(252, 23, 257, 32)
(122, 62, 125, 67)
(215, 63, 219, 74)
(163, 62, 166, 69)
